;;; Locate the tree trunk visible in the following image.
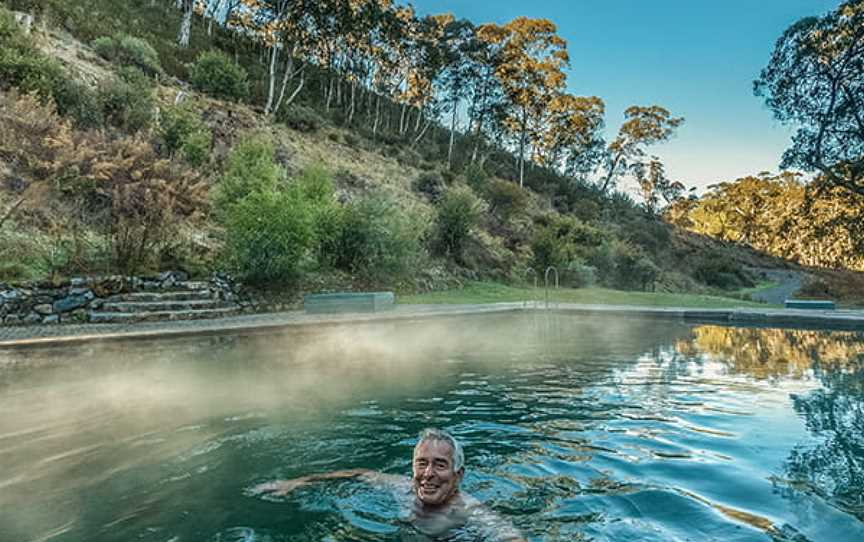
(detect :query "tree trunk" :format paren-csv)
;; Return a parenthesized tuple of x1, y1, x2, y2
(518, 108, 528, 188)
(373, 94, 381, 136)
(178, 0, 193, 48)
(447, 98, 458, 170)
(264, 45, 280, 116)
(399, 103, 407, 135)
(347, 81, 357, 125)
(272, 49, 297, 116)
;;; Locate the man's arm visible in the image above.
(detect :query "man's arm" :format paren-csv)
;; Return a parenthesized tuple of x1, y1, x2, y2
(253, 468, 375, 496)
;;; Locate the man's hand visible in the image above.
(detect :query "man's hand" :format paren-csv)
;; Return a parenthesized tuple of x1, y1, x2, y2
(252, 478, 310, 496)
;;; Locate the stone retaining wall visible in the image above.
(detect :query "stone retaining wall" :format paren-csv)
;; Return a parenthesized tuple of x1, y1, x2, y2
(0, 272, 240, 326)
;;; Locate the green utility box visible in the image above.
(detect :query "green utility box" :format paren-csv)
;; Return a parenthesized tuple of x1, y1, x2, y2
(304, 292, 396, 314)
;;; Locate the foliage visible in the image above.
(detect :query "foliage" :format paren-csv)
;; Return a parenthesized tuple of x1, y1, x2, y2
(159, 104, 212, 166)
(278, 104, 324, 133)
(413, 171, 447, 202)
(671, 173, 864, 272)
(327, 193, 427, 281)
(98, 67, 156, 133)
(189, 50, 248, 101)
(213, 135, 283, 213)
(0, 93, 207, 275)
(692, 251, 754, 290)
(484, 179, 528, 221)
(530, 214, 608, 273)
(92, 33, 163, 77)
(434, 186, 485, 261)
(755, 1, 864, 196)
(223, 188, 315, 285)
(463, 162, 489, 192)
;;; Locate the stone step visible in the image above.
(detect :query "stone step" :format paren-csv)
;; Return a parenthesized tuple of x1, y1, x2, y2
(89, 306, 240, 324)
(136, 280, 211, 291)
(109, 291, 214, 303)
(100, 299, 232, 313)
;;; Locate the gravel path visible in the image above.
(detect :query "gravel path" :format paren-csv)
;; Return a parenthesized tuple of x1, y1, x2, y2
(748, 269, 804, 305)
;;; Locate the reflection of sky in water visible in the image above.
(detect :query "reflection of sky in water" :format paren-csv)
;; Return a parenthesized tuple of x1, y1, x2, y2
(0, 315, 862, 541)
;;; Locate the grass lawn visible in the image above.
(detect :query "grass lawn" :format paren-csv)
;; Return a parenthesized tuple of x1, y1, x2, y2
(400, 281, 778, 309)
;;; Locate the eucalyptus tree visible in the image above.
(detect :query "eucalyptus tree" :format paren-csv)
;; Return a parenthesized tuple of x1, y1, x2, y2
(599, 105, 683, 194)
(434, 18, 477, 169)
(755, 0, 864, 196)
(478, 17, 569, 187)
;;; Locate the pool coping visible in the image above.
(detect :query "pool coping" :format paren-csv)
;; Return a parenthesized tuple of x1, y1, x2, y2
(1, 302, 863, 349)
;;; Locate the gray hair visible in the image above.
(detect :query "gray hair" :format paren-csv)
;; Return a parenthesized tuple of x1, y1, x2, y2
(416, 428, 464, 472)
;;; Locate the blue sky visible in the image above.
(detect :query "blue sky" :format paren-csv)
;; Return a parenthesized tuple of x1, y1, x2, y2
(410, 0, 842, 193)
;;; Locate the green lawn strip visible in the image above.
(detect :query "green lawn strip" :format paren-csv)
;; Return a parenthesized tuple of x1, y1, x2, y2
(399, 281, 777, 309)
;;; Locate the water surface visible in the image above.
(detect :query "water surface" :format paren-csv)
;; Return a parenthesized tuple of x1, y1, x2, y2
(1, 314, 862, 541)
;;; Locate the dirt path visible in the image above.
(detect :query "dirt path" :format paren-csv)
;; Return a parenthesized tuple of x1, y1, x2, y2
(749, 269, 804, 305)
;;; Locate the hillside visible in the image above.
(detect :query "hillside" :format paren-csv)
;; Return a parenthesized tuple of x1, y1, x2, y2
(1, 0, 860, 306)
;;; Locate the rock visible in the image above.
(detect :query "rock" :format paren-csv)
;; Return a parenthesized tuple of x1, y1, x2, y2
(33, 304, 53, 315)
(22, 313, 41, 325)
(12, 11, 33, 35)
(90, 299, 104, 310)
(43, 315, 59, 325)
(3, 314, 20, 325)
(71, 277, 88, 288)
(53, 294, 92, 314)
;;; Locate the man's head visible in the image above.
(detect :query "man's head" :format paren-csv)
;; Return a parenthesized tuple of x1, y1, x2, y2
(412, 428, 464, 507)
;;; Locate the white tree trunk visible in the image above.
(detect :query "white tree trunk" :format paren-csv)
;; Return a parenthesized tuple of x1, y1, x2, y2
(178, 0, 193, 48)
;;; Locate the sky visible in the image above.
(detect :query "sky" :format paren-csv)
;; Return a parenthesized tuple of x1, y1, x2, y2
(409, 0, 842, 194)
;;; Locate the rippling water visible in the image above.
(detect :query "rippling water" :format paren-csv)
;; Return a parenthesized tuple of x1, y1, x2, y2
(1, 314, 863, 541)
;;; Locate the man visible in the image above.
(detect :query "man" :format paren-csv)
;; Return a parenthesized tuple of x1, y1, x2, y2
(254, 428, 526, 541)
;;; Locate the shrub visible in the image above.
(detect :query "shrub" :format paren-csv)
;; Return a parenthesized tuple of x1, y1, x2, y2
(413, 171, 446, 202)
(565, 259, 597, 288)
(278, 104, 323, 133)
(485, 179, 528, 221)
(92, 33, 163, 77)
(189, 50, 248, 101)
(434, 186, 484, 261)
(693, 254, 755, 289)
(612, 244, 660, 290)
(327, 193, 425, 280)
(223, 189, 316, 285)
(531, 214, 609, 272)
(463, 162, 489, 193)
(213, 135, 283, 213)
(52, 77, 103, 128)
(98, 67, 155, 133)
(159, 105, 212, 166)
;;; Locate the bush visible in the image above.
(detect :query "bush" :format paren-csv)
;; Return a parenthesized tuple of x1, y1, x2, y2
(159, 105, 212, 166)
(463, 162, 489, 193)
(531, 214, 609, 272)
(189, 50, 248, 101)
(278, 104, 323, 133)
(223, 189, 316, 285)
(413, 171, 446, 202)
(611, 244, 659, 290)
(485, 179, 528, 221)
(213, 135, 283, 213)
(693, 254, 755, 289)
(98, 67, 155, 133)
(434, 186, 484, 261)
(53, 77, 103, 128)
(327, 193, 426, 281)
(92, 33, 163, 77)
(565, 259, 597, 288)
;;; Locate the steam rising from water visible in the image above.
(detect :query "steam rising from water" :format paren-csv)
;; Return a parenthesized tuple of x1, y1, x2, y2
(2, 315, 859, 541)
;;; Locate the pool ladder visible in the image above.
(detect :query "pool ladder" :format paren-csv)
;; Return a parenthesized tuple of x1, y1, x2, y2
(523, 266, 559, 310)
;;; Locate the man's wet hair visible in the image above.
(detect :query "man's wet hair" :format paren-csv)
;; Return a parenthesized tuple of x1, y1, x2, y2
(416, 428, 464, 472)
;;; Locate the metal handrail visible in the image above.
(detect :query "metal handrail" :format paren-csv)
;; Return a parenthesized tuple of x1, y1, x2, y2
(523, 267, 538, 308)
(544, 266, 559, 309)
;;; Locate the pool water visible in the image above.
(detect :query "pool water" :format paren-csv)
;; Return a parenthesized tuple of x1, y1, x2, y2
(1, 314, 863, 541)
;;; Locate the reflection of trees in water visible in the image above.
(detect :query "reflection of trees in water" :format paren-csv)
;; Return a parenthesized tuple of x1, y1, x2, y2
(677, 326, 864, 379)
(786, 367, 864, 520)
(678, 326, 864, 520)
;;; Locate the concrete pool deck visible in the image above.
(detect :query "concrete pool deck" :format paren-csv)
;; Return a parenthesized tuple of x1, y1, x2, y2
(1, 303, 863, 349)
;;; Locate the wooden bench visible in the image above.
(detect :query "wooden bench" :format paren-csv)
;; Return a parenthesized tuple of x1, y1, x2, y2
(784, 299, 836, 310)
(304, 292, 395, 314)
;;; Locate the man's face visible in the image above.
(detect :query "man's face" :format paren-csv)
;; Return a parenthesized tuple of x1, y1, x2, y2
(412, 439, 463, 507)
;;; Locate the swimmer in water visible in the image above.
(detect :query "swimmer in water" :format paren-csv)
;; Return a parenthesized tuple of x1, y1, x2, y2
(254, 428, 527, 541)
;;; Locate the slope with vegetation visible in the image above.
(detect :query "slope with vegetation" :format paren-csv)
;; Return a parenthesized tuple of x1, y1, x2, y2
(0, 0, 859, 308)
